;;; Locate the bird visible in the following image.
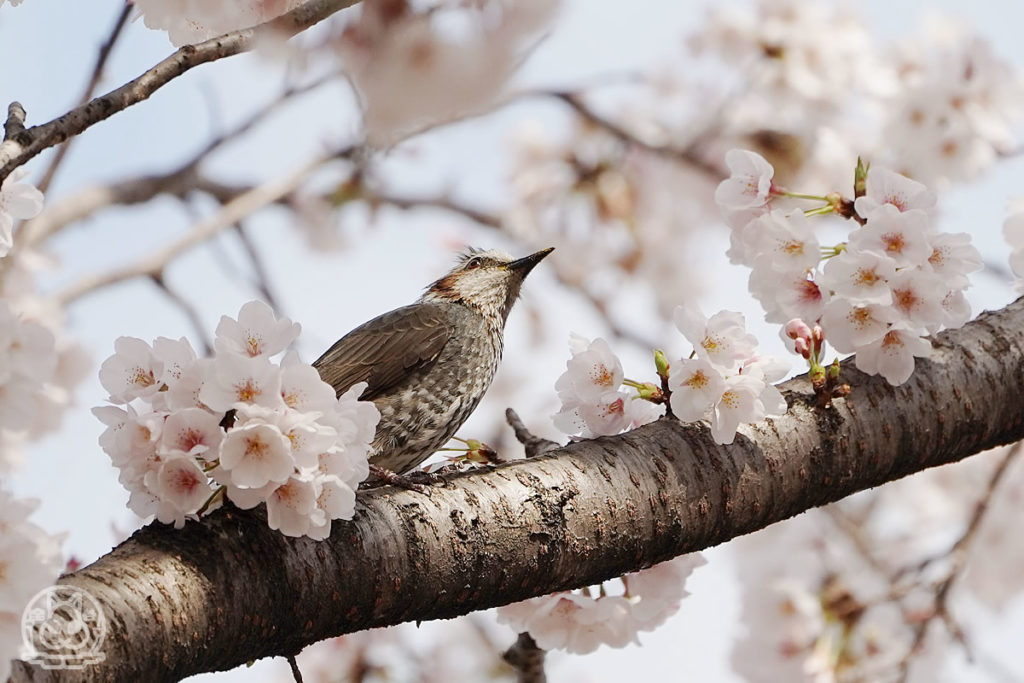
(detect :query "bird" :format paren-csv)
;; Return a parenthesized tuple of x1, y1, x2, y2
(313, 246, 553, 481)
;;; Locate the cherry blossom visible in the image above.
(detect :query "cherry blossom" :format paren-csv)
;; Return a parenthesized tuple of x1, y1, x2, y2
(94, 301, 380, 538)
(214, 299, 300, 359)
(0, 490, 63, 683)
(853, 165, 936, 218)
(819, 250, 897, 305)
(0, 167, 44, 258)
(847, 205, 932, 268)
(667, 358, 726, 422)
(853, 325, 932, 386)
(674, 304, 758, 371)
(714, 149, 775, 211)
(820, 301, 896, 353)
(497, 553, 705, 654)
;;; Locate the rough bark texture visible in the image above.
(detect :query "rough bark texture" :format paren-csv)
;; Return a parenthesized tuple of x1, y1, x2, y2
(10, 298, 1024, 682)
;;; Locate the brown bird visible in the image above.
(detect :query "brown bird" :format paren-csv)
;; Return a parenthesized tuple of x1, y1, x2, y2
(313, 246, 553, 479)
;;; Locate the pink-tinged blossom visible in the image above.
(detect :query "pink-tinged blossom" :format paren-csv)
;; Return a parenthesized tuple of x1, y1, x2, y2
(667, 358, 726, 422)
(854, 325, 932, 386)
(0, 167, 44, 258)
(925, 232, 982, 289)
(98, 336, 164, 404)
(218, 419, 294, 488)
(552, 334, 661, 438)
(280, 351, 338, 413)
(214, 299, 300, 359)
(820, 250, 897, 305)
(147, 454, 213, 528)
(497, 554, 705, 654)
(748, 211, 820, 274)
(94, 301, 379, 540)
(710, 374, 771, 445)
(821, 301, 896, 353)
(555, 334, 624, 404)
(199, 353, 284, 412)
(853, 165, 936, 218)
(847, 205, 932, 268)
(159, 408, 223, 459)
(674, 304, 758, 371)
(750, 268, 828, 324)
(153, 336, 197, 387)
(887, 268, 946, 331)
(715, 149, 776, 211)
(264, 475, 321, 537)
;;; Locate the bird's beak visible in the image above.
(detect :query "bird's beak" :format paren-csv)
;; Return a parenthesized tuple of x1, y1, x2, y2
(507, 247, 554, 275)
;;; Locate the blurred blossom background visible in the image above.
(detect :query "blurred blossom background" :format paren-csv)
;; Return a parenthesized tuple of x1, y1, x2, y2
(2, 0, 1024, 680)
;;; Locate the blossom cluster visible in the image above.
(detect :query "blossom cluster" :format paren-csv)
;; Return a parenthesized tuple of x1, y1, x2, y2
(93, 300, 380, 539)
(669, 304, 789, 445)
(335, 0, 558, 148)
(719, 150, 981, 386)
(133, 0, 304, 46)
(496, 553, 705, 654)
(552, 333, 662, 439)
(0, 490, 64, 682)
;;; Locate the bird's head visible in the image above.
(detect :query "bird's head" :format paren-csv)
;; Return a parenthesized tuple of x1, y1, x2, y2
(421, 247, 554, 322)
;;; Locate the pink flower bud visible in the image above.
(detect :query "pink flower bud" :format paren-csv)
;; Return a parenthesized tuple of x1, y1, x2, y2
(784, 319, 813, 342)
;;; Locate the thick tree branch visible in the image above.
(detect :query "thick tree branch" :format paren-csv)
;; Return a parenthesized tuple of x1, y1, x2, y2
(10, 298, 1024, 682)
(0, 0, 358, 183)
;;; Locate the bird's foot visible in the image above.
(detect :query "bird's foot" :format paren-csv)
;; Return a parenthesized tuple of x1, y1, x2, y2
(367, 464, 436, 492)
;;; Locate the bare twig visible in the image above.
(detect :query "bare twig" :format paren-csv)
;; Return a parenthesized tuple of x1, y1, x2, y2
(3, 102, 26, 141)
(550, 91, 725, 181)
(36, 3, 133, 194)
(232, 223, 283, 313)
(503, 633, 547, 683)
(148, 273, 213, 356)
(898, 441, 1024, 682)
(0, 0, 359, 183)
(19, 74, 337, 249)
(55, 153, 340, 305)
(505, 408, 560, 458)
(286, 654, 304, 683)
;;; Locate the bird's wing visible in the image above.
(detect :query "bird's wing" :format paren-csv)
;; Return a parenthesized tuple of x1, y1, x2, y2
(312, 302, 455, 400)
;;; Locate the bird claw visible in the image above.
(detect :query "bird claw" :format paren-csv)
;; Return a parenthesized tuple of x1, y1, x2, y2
(367, 464, 434, 492)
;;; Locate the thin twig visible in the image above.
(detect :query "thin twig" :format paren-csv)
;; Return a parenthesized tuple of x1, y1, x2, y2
(19, 74, 336, 249)
(148, 274, 213, 356)
(0, 0, 359, 183)
(551, 91, 725, 181)
(232, 223, 283, 313)
(503, 633, 547, 683)
(286, 654, 304, 683)
(3, 102, 26, 141)
(36, 3, 133, 194)
(898, 441, 1024, 682)
(55, 153, 341, 305)
(505, 408, 560, 458)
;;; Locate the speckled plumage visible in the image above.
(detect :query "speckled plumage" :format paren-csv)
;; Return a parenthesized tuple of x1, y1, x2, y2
(313, 248, 552, 474)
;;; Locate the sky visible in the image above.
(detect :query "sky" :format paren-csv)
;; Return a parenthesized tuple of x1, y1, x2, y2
(2, 0, 1024, 681)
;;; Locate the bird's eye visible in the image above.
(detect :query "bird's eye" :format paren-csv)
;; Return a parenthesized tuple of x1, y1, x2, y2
(466, 257, 483, 269)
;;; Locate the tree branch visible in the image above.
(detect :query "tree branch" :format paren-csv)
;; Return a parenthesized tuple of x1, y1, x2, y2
(10, 298, 1024, 682)
(0, 0, 359, 183)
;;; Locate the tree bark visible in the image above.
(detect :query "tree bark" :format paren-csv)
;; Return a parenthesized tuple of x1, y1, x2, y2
(10, 298, 1024, 682)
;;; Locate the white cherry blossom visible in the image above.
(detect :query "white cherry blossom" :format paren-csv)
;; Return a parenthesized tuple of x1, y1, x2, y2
(820, 249, 897, 305)
(98, 336, 164, 404)
(821, 300, 896, 353)
(667, 358, 726, 422)
(853, 165, 936, 217)
(715, 149, 776, 211)
(854, 325, 932, 386)
(218, 419, 294, 488)
(848, 205, 932, 268)
(0, 167, 44, 258)
(674, 304, 758, 371)
(214, 299, 300, 359)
